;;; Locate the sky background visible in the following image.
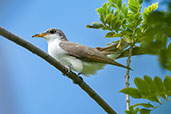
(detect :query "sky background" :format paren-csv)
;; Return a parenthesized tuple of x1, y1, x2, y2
(0, 0, 170, 114)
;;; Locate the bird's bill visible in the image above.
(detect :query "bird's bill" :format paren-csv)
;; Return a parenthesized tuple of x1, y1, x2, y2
(32, 33, 47, 38)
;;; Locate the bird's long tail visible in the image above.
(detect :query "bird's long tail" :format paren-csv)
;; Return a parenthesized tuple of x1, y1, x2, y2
(111, 60, 133, 70)
(96, 40, 133, 70)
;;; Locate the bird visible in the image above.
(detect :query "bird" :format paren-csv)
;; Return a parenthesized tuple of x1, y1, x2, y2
(32, 28, 131, 76)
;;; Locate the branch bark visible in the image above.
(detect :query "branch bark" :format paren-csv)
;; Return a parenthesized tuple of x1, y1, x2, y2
(116, 46, 159, 59)
(0, 26, 117, 114)
(125, 45, 133, 110)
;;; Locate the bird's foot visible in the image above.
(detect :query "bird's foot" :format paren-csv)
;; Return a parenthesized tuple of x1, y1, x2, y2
(63, 64, 72, 76)
(78, 76, 83, 81)
(77, 72, 82, 76)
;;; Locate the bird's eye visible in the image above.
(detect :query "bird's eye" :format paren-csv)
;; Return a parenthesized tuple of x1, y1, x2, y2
(49, 29, 56, 34)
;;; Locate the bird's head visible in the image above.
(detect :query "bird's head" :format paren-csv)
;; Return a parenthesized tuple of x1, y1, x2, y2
(32, 28, 68, 41)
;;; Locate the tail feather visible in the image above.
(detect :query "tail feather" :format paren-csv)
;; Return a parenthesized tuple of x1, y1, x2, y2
(111, 60, 133, 70)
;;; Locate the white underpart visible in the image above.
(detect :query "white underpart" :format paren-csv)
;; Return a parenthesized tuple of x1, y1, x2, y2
(82, 62, 105, 76)
(44, 34, 106, 76)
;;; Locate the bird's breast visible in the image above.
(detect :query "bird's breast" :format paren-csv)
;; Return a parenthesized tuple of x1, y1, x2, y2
(48, 39, 66, 58)
(47, 39, 83, 73)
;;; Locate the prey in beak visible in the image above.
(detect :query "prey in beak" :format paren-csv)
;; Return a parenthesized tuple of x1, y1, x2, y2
(32, 33, 47, 38)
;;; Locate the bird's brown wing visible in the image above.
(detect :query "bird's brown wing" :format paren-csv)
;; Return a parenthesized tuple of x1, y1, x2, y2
(60, 41, 129, 69)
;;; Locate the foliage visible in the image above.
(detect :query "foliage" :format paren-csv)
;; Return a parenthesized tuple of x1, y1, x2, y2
(120, 75, 171, 114)
(145, 0, 171, 11)
(87, 0, 171, 71)
(87, 0, 171, 114)
(141, 11, 171, 71)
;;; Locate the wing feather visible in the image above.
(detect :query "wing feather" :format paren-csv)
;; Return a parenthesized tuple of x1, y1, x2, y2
(60, 41, 129, 69)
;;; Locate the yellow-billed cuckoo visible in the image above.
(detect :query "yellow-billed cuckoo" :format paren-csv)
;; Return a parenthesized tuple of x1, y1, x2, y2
(32, 28, 131, 76)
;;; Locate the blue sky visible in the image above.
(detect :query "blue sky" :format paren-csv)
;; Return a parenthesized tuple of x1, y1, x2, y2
(0, 0, 170, 114)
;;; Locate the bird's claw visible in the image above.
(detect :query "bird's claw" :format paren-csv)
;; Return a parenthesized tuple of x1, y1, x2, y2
(78, 76, 83, 81)
(63, 64, 72, 76)
(77, 72, 82, 76)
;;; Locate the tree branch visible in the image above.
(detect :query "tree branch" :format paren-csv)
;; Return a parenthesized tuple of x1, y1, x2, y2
(125, 45, 133, 110)
(0, 26, 117, 114)
(116, 46, 159, 59)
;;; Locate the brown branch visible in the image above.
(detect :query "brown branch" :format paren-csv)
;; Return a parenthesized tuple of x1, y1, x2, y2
(116, 47, 159, 59)
(125, 45, 133, 110)
(0, 26, 117, 114)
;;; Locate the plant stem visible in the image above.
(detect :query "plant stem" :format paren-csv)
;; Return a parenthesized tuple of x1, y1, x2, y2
(125, 45, 133, 110)
(153, 98, 171, 110)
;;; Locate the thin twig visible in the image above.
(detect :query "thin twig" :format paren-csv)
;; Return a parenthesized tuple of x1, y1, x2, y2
(125, 45, 133, 110)
(153, 98, 171, 110)
(116, 47, 159, 59)
(0, 26, 117, 114)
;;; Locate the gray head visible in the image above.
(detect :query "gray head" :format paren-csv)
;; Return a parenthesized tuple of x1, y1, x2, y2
(32, 28, 68, 41)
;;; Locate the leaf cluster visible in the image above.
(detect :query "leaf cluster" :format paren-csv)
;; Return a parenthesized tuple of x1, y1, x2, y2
(120, 75, 171, 114)
(87, 1, 171, 113)
(87, 0, 146, 42)
(87, 0, 171, 71)
(140, 11, 171, 71)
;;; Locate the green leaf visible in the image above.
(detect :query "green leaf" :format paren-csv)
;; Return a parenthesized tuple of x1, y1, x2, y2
(143, 75, 156, 93)
(129, 5, 138, 13)
(105, 32, 123, 38)
(107, 4, 112, 14)
(115, 20, 122, 32)
(120, 87, 142, 98)
(86, 22, 104, 29)
(102, 2, 108, 10)
(106, 13, 113, 25)
(143, 3, 158, 21)
(147, 11, 165, 24)
(148, 96, 161, 103)
(122, 2, 126, 10)
(125, 7, 128, 16)
(165, 75, 171, 79)
(100, 14, 105, 23)
(164, 75, 171, 96)
(168, 43, 171, 59)
(135, 28, 141, 35)
(111, 16, 119, 30)
(134, 108, 140, 114)
(117, 0, 122, 9)
(154, 76, 164, 92)
(108, 0, 113, 3)
(140, 109, 151, 114)
(134, 77, 149, 96)
(138, 0, 143, 4)
(110, 3, 118, 9)
(96, 7, 102, 14)
(125, 106, 139, 114)
(105, 32, 115, 38)
(133, 103, 154, 108)
(121, 29, 133, 35)
(128, 0, 140, 13)
(102, 26, 113, 31)
(134, 76, 161, 102)
(115, 10, 119, 16)
(112, 33, 122, 37)
(124, 110, 132, 114)
(153, 76, 168, 99)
